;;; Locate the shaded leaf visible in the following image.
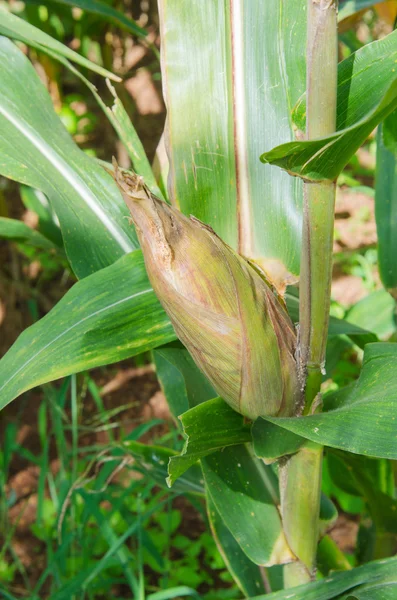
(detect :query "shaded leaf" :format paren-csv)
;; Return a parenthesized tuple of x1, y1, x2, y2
(207, 496, 266, 597)
(202, 445, 293, 567)
(153, 343, 216, 418)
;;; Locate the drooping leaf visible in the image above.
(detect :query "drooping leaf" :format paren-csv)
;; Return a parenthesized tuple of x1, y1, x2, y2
(39, 0, 147, 37)
(0, 217, 60, 252)
(0, 251, 175, 411)
(258, 343, 397, 459)
(251, 557, 397, 600)
(167, 397, 251, 486)
(207, 496, 267, 597)
(261, 30, 397, 182)
(159, 0, 306, 280)
(375, 115, 397, 295)
(202, 445, 293, 567)
(0, 8, 120, 80)
(0, 37, 138, 278)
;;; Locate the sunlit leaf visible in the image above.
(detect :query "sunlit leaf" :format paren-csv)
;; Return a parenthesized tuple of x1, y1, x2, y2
(0, 251, 175, 411)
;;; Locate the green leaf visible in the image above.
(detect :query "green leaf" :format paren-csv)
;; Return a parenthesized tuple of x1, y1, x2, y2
(0, 217, 59, 251)
(345, 581, 397, 600)
(251, 419, 305, 464)
(0, 37, 138, 278)
(329, 450, 397, 538)
(259, 343, 397, 459)
(346, 290, 396, 340)
(375, 116, 397, 293)
(159, 0, 306, 278)
(153, 344, 216, 419)
(0, 7, 120, 80)
(0, 251, 175, 411)
(40, 0, 147, 37)
(261, 30, 397, 181)
(202, 445, 293, 567)
(167, 397, 251, 487)
(252, 557, 397, 600)
(120, 440, 204, 496)
(206, 497, 266, 597)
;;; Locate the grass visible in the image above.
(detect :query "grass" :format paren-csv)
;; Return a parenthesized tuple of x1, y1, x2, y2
(0, 372, 238, 600)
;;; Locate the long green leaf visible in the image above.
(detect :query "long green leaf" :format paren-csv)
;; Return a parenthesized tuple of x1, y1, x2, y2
(258, 343, 397, 459)
(0, 251, 175, 411)
(202, 445, 293, 567)
(0, 8, 120, 80)
(159, 0, 306, 279)
(251, 557, 397, 600)
(261, 30, 397, 182)
(375, 115, 397, 294)
(345, 581, 397, 600)
(207, 497, 267, 597)
(40, 0, 147, 37)
(0, 37, 138, 278)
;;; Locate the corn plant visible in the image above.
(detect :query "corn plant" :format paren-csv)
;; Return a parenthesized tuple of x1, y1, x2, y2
(1, 0, 397, 597)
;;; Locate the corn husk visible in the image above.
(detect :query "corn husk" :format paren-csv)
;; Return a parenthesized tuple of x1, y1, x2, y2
(114, 161, 300, 420)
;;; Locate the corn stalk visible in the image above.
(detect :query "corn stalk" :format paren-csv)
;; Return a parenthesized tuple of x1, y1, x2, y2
(281, 0, 338, 587)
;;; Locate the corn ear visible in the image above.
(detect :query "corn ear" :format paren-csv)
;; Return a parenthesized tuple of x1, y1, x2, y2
(113, 161, 300, 420)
